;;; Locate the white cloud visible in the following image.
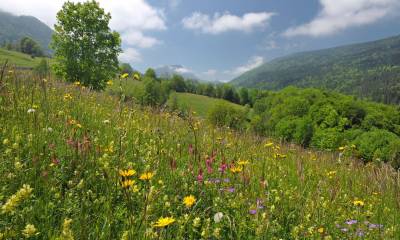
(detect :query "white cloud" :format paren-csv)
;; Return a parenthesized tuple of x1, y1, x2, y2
(182, 12, 275, 34)
(174, 66, 192, 74)
(119, 48, 142, 63)
(0, 0, 166, 63)
(232, 56, 264, 75)
(203, 69, 217, 76)
(284, 0, 400, 37)
(264, 40, 278, 50)
(122, 31, 161, 48)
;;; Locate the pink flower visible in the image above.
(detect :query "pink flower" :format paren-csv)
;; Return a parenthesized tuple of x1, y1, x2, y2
(197, 168, 203, 183)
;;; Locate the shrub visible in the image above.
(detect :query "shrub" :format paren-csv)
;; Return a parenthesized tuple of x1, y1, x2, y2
(353, 129, 400, 168)
(208, 103, 247, 129)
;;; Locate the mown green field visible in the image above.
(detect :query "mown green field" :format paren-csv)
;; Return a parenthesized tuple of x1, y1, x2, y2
(0, 48, 49, 68)
(168, 92, 245, 117)
(0, 71, 399, 239)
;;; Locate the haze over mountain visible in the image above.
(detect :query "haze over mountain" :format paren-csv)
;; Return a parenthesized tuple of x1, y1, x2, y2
(0, 10, 53, 54)
(231, 34, 400, 104)
(154, 65, 200, 80)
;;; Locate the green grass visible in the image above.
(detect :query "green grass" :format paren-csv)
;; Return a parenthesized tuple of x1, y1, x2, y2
(0, 71, 399, 239)
(168, 92, 245, 117)
(0, 48, 50, 68)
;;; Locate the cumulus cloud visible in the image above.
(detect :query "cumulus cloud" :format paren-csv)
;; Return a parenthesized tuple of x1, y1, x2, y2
(232, 56, 264, 75)
(121, 31, 161, 48)
(182, 12, 275, 34)
(0, 0, 166, 63)
(284, 0, 400, 37)
(119, 48, 142, 63)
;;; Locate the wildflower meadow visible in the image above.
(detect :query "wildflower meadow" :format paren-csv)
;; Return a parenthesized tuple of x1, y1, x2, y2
(0, 69, 400, 239)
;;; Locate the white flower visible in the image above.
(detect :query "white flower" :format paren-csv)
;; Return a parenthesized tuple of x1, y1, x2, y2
(103, 119, 110, 124)
(27, 108, 35, 114)
(213, 212, 223, 223)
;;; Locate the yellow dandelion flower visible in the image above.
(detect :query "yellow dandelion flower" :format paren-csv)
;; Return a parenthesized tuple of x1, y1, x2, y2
(353, 199, 365, 207)
(317, 227, 324, 234)
(139, 172, 154, 181)
(338, 146, 345, 151)
(153, 217, 175, 228)
(230, 166, 243, 173)
(183, 195, 196, 208)
(119, 169, 136, 177)
(237, 160, 249, 166)
(121, 180, 135, 188)
(106, 80, 113, 86)
(73, 81, 81, 86)
(121, 73, 129, 79)
(63, 93, 73, 101)
(133, 73, 140, 80)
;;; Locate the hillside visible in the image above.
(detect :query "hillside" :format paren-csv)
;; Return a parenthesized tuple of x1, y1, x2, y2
(0, 10, 53, 54)
(231, 35, 400, 104)
(0, 48, 49, 68)
(167, 92, 244, 117)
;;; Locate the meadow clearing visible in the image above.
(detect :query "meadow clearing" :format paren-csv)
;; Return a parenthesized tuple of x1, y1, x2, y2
(0, 69, 400, 239)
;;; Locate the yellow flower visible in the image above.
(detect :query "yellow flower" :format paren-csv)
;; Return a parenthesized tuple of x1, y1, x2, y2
(106, 80, 113, 86)
(121, 73, 129, 79)
(139, 172, 154, 181)
(2, 184, 33, 214)
(63, 93, 73, 101)
(22, 224, 38, 238)
(338, 146, 345, 151)
(317, 227, 324, 234)
(75, 123, 82, 129)
(73, 81, 81, 86)
(353, 199, 365, 207)
(153, 217, 175, 228)
(230, 166, 243, 173)
(264, 142, 274, 147)
(133, 73, 140, 80)
(183, 195, 196, 208)
(326, 171, 337, 179)
(119, 169, 136, 177)
(121, 180, 135, 188)
(237, 160, 249, 166)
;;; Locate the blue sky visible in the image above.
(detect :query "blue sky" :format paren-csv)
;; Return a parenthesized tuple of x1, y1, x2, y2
(1, 0, 400, 81)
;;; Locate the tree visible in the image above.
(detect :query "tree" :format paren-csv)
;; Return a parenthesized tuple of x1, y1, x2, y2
(51, 1, 121, 90)
(20, 37, 43, 57)
(144, 68, 157, 81)
(170, 74, 186, 92)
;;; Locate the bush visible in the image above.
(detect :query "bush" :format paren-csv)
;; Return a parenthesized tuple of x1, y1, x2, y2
(311, 127, 343, 150)
(353, 129, 400, 168)
(208, 103, 247, 129)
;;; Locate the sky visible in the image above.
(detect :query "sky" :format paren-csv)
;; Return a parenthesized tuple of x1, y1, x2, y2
(1, 0, 400, 82)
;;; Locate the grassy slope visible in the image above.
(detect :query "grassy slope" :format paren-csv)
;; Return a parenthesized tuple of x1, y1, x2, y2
(0, 48, 47, 68)
(168, 92, 245, 117)
(1, 72, 399, 239)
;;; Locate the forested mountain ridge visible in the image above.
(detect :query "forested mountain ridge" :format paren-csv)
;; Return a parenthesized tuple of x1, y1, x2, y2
(231, 35, 400, 104)
(0, 10, 53, 54)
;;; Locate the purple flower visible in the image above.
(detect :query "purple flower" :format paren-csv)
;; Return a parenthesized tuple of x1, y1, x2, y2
(345, 219, 358, 225)
(356, 229, 365, 237)
(226, 187, 235, 193)
(249, 209, 257, 215)
(223, 178, 230, 183)
(368, 223, 384, 229)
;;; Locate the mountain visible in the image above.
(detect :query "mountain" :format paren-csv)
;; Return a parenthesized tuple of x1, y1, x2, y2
(0, 10, 53, 54)
(155, 65, 199, 80)
(231, 35, 400, 104)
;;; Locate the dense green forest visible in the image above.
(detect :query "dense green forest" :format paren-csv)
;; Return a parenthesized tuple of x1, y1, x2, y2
(232, 35, 400, 104)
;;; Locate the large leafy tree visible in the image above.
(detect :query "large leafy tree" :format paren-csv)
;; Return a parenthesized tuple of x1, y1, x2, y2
(51, 1, 121, 90)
